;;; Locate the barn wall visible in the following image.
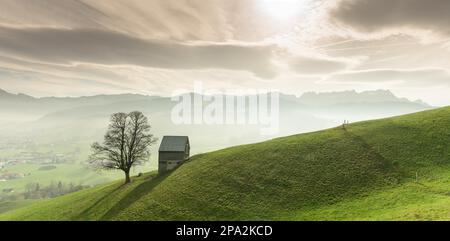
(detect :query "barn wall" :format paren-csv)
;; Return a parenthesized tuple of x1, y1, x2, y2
(166, 161, 181, 170)
(159, 152, 186, 161)
(158, 161, 167, 175)
(158, 151, 187, 174)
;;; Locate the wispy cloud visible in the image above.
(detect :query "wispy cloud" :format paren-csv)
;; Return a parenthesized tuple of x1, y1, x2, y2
(0, 0, 449, 105)
(289, 55, 356, 74)
(327, 68, 450, 87)
(0, 26, 279, 79)
(329, 0, 450, 40)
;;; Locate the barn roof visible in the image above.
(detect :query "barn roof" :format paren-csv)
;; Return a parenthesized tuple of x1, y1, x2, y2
(159, 136, 189, 152)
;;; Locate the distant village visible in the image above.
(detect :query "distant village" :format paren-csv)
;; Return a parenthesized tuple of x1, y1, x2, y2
(0, 149, 89, 201)
(0, 138, 94, 201)
(0, 151, 76, 181)
(0, 138, 81, 185)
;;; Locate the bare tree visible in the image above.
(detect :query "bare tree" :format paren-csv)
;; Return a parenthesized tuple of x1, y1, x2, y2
(89, 111, 157, 184)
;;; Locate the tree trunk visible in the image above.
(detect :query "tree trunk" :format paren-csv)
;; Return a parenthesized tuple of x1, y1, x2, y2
(124, 170, 131, 184)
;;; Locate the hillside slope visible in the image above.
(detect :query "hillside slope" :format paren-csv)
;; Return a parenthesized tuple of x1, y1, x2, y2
(1, 107, 450, 221)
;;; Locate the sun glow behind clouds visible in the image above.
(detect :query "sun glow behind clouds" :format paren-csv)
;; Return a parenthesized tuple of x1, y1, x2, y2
(260, 0, 308, 22)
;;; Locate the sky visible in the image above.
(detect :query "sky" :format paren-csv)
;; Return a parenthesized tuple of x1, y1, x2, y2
(0, 0, 449, 106)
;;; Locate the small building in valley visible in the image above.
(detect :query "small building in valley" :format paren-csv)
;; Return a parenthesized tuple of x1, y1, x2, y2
(158, 136, 190, 174)
(2, 188, 14, 193)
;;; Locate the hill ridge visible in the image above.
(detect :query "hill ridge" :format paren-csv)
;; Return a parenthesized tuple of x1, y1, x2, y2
(1, 106, 450, 220)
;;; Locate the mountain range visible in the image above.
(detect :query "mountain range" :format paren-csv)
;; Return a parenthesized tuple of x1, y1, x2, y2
(0, 88, 432, 154)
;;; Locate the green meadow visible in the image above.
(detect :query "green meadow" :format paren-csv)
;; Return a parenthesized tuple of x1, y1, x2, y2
(1, 107, 450, 220)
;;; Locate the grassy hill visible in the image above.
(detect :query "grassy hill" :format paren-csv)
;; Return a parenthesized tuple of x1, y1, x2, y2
(1, 107, 450, 221)
(0, 200, 36, 215)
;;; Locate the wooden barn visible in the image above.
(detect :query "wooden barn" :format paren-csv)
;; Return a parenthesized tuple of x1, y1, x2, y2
(158, 136, 190, 174)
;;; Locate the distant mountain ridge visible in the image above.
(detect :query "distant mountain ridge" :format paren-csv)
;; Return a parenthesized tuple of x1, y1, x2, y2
(0, 88, 434, 154)
(0, 88, 34, 101)
(0, 88, 431, 107)
(295, 90, 430, 107)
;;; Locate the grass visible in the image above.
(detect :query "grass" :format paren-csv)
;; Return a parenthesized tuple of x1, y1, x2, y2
(0, 200, 37, 214)
(0, 172, 158, 220)
(1, 107, 450, 220)
(282, 167, 450, 220)
(0, 164, 118, 193)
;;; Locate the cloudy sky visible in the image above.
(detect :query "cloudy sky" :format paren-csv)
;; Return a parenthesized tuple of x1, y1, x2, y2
(0, 0, 449, 105)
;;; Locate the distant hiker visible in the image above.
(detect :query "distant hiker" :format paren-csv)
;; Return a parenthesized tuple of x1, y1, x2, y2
(342, 120, 347, 130)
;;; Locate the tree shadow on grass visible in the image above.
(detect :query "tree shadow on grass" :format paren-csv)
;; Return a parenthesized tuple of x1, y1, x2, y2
(342, 127, 393, 170)
(74, 184, 123, 220)
(99, 172, 171, 220)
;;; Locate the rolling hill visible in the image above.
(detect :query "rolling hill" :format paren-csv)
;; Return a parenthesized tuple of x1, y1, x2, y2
(2, 88, 432, 205)
(1, 106, 449, 221)
(1, 88, 432, 155)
